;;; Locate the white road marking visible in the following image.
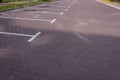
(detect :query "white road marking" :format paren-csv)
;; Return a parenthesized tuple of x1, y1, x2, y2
(28, 32, 41, 42)
(51, 19, 56, 23)
(0, 31, 42, 42)
(65, 9, 68, 11)
(35, 5, 66, 9)
(0, 32, 33, 37)
(95, 0, 120, 10)
(33, 11, 63, 15)
(72, 0, 78, 6)
(69, 0, 78, 8)
(60, 12, 64, 15)
(29, 8, 65, 11)
(0, 16, 52, 22)
(64, 0, 78, 11)
(69, 6, 71, 8)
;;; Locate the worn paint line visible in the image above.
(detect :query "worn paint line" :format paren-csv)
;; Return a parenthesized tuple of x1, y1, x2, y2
(28, 32, 42, 42)
(51, 19, 56, 23)
(0, 16, 52, 22)
(0, 32, 33, 37)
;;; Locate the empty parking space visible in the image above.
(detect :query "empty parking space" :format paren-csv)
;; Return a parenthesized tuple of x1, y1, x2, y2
(0, 31, 41, 42)
(0, 16, 56, 23)
(1, 0, 120, 80)
(0, 0, 77, 43)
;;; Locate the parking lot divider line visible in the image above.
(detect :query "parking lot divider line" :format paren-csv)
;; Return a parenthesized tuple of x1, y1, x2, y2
(0, 32, 33, 37)
(29, 8, 65, 11)
(68, 0, 78, 9)
(32, 11, 62, 15)
(60, 12, 64, 15)
(28, 32, 42, 42)
(65, 9, 68, 11)
(0, 16, 52, 22)
(50, 19, 56, 23)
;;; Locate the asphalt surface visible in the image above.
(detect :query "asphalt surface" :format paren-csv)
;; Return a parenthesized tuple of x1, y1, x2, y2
(0, 0, 120, 80)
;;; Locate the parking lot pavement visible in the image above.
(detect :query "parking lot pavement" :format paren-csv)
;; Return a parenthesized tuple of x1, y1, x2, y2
(0, 0, 120, 80)
(0, 0, 76, 23)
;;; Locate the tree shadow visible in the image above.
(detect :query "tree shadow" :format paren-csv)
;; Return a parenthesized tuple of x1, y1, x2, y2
(0, 21, 120, 80)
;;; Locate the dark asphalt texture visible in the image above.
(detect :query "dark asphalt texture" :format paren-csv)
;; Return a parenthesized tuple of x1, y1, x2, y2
(0, 0, 120, 80)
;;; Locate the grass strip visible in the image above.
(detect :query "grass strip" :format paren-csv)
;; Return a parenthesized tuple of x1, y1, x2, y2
(104, 0, 111, 2)
(104, 0, 120, 4)
(0, 0, 56, 11)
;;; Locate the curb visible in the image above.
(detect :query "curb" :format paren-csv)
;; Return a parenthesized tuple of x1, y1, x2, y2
(0, 1, 51, 13)
(96, 0, 120, 10)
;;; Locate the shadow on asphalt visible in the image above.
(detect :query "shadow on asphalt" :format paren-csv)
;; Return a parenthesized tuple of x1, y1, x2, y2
(36, 5, 52, 8)
(0, 19, 120, 80)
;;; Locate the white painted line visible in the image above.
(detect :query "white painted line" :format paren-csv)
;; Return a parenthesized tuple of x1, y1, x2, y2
(29, 8, 65, 11)
(69, 0, 78, 8)
(60, 12, 64, 15)
(65, 9, 68, 11)
(0, 16, 52, 22)
(35, 11, 62, 15)
(51, 19, 56, 23)
(95, 0, 120, 10)
(28, 32, 41, 42)
(71, 1, 76, 6)
(36, 5, 66, 9)
(0, 32, 33, 37)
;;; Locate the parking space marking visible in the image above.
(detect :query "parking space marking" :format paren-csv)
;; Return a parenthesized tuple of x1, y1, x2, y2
(42, 8, 65, 11)
(0, 31, 42, 42)
(69, 0, 78, 8)
(28, 32, 41, 42)
(0, 16, 53, 23)
(64, 0, 78, 11)
(65, 9, 68, 11)
(29, 8, 65, 11)
(0, 32, 33, 37)
(51, 19, 56, 23)
(60, 12, 64, 15)
(35, 5, 67, 9)
(0, 0, 77, 22)
(32, 11, 63, 15)
(0, 0, 78, 43)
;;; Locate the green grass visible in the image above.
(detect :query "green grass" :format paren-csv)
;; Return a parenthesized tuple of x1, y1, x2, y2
(0, 0, 55, 11)
(2, 0, 52, 3)
(2, 0, 25, 3)
(104, 0, 120, 4)
(104, 0, 111, 2)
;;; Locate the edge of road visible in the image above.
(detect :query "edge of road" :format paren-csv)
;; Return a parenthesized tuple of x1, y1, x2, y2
(96, 0, 120, 10)
(0, 0, 57, 13)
